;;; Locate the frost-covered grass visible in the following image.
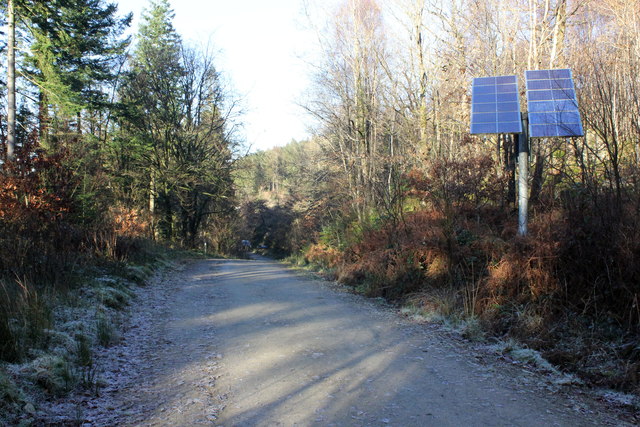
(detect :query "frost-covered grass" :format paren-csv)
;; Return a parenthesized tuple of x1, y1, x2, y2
(0, 370, 25, 421)
(0, 251, 176, 426)
(399, 304, 445, 324)
(597, 389, 640, 411)
(487, 339, 561, 374)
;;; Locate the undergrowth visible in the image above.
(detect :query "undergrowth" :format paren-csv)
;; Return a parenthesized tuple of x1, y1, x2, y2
(0, 236, 175, 425)
(301, 197, 640, 398)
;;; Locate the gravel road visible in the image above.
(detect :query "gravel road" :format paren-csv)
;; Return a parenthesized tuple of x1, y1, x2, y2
(80, 256, 632, 426)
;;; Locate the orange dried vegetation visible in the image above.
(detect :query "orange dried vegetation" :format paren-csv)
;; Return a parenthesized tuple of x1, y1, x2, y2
(110, 206, 148, 237)
(305, 243, 341, 269)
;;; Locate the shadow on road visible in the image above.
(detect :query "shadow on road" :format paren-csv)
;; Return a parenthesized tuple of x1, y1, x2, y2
(127, 257, 621, 426)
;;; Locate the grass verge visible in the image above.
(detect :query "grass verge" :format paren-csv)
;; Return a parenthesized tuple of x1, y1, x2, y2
(0, 241, 180, 426)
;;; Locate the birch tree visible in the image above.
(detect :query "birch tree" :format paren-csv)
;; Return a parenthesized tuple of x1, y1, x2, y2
(307, 0, 390, 224)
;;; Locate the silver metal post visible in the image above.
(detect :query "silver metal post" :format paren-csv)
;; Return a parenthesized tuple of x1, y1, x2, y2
(517, 117, 529, 236)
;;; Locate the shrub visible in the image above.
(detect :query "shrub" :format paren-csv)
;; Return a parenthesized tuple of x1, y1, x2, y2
(305, 243, 341, 269)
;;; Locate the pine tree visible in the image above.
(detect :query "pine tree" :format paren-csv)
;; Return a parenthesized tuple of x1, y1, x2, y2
(19, 0, 131, 148)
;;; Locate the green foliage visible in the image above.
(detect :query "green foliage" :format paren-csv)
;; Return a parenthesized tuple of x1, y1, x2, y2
(235, 139, 345, 257)
(20, 0, 131, 118)
(0, 371, 23, 404)
(121, 264, 153, 285)
(0, 0, 236, 422)
(96, 285, 130, 310)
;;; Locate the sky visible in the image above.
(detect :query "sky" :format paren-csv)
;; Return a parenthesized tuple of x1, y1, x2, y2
(115, 0, 319, 152)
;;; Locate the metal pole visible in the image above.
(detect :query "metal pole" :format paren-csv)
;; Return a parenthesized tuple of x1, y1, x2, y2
(517, 116, 529, 236)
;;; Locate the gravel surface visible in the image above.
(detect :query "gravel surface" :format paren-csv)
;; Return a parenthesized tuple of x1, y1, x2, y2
(76, 256, 634, 426)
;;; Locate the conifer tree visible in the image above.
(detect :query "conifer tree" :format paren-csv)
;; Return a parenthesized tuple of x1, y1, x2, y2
(7, 0, 130, 149)
(120, 0, 184, 239)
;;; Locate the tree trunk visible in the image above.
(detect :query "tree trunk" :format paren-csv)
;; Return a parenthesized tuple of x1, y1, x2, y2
(149, 172, 158, 239)
(549, 0, 567, 69)
(530, 145, 545, 205)
(77, 112, 83, 136)
(38, 92, 50, 150)
(6, 0, 16, 162)
(504, 135, 516, 207)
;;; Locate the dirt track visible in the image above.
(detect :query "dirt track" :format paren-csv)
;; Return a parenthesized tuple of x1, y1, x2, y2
(81, 256, 631, 426)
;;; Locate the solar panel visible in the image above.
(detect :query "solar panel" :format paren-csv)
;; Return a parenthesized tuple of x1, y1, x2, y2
(524, 69, 583, 137)
(470, 75, 522, 134)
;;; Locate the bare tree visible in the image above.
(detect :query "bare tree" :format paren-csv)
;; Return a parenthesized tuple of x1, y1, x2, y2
(306, 0, 390, 223)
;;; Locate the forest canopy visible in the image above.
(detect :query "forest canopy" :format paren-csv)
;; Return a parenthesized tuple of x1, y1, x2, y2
(0, 0, 240, 256)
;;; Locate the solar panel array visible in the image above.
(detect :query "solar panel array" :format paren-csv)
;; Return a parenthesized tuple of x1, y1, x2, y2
(470, 75, 522, 135)
(469, 69, 584, 138)
(524, 69, 583, 137)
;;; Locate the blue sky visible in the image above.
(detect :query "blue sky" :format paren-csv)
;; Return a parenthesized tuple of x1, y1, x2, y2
(116, 0, 318, 152)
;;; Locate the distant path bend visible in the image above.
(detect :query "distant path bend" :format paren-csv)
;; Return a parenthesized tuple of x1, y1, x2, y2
(85, 256, 628, 426)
